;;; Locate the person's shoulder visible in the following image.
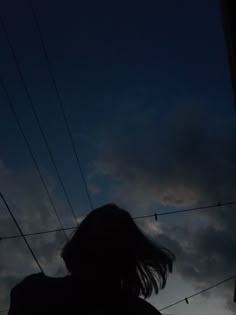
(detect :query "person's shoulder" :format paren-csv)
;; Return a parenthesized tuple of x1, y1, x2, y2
(9, 273, 46, 314)
(134, 297, 162, 315)
(12, 272, 46, 292)
(21, 272, 45, 282)
(16, 272, 45, 285)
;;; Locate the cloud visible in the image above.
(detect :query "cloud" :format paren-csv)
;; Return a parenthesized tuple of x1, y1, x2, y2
(89, 103, 236, 312)
(92, 104, 236, 208)
(0, 102, 236, 313)
(0, 161, 72, 310)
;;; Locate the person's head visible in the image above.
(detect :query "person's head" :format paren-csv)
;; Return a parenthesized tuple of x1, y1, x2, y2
(61, 203, 175, 298)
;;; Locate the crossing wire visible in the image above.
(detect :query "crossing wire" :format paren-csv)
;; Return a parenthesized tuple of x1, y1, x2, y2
(0, 14, 78, 226)
(0, 78, 68, 240)
(0, 191, 43, 273)
(1, 200, 236, 241)
(29, 0, 93, 210)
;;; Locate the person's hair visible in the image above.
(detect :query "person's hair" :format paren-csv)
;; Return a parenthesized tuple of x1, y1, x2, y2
(61, 203, 175, 298)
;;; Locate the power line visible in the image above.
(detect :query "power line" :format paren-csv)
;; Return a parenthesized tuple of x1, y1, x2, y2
(0, 14, 78, 226)
(1, 200, 236, 241)
(134, 200, 236, 220)
(1, 226, 77, 241)
(0, 191, 44, 273)
(28, 0, 93, 210)
(160, 274, 236, 311)
(0, 78, 68, 240)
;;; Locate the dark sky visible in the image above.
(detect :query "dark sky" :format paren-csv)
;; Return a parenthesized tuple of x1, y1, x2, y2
(0, 0, 236, 314)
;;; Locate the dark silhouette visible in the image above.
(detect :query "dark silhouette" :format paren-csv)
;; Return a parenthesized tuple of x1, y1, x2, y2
(8, 204, 175, 314)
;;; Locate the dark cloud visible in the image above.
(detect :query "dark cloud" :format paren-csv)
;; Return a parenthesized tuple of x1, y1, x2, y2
(90, 104, 236, 312)
(92, 104, 236, 207)
(1, 103, 236, 313)
(0, 162, 72, 310)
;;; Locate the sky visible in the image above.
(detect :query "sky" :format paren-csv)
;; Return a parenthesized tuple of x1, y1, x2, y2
(0, 0, 236, 314)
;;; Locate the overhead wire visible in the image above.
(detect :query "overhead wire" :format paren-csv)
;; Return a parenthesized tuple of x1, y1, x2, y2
(0, 191, 43, 273)
(1, 200, 236, 241)
(160, 274, 236, 311)
(0, 13, 78, 226)
(134, 200, 236, 220)
(0, 226, 76, 241)
(0, 78, 68, 240)
(28, 0, 93, 210)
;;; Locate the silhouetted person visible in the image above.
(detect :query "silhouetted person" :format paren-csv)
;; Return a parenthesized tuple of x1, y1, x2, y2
(8, 203, 175, 314)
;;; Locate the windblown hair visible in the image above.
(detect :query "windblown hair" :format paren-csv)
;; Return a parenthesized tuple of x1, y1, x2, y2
(61, 203, 175, 298)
